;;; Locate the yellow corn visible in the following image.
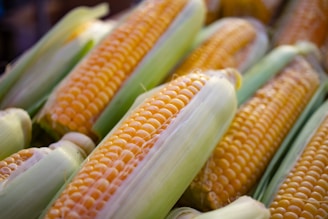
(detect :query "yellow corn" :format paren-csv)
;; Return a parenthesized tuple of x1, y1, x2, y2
(36, 0, 204, 142)
(269, 118, 328, 218)
(258, 98, 328, 219)
(40, 69, 240, 219)
(180, 56, 320, 211)
(169, 17, 267, 81)
(219, 0, 284, 24)
(273, 0, 328, 48)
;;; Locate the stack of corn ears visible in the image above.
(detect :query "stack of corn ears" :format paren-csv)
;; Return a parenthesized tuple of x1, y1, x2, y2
(1, 0, 328, 218)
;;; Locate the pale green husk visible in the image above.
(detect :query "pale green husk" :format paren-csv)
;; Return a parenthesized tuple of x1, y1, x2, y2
(0, 4, 111, 116)
(237, 42, 319, 105)
(0, 132, 95, 219)
(0, 108, 32, 160)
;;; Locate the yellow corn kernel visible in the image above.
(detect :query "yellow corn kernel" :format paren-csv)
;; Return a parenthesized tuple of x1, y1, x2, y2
(170, 18, 256, 80)
(0, 149, 37, 182)
(181, 56, 320, 211)
(269, 115, 328, 219)
(273, 0, 328, 48)
(38, 0, 189, 141)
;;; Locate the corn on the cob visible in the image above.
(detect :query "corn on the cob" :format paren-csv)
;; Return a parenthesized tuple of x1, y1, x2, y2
(218, 0, 284, 24)
(0, 108, 32, 160)
(260, 98, 328, 219)
(273, 0, 328, 48)
(180, 56, 320, 211)
(0, 132, 95, 219)
(36, 0, 206, 142)
(167, 17, 268, 82)
(39, 69, 241, 219)
(166, 196, 270, 219)
(0, 4, 112, 116)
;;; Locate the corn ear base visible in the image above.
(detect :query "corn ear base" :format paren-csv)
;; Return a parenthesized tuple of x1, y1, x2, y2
(0, 4, 110, 115)
(0, 132, 95, 219)
(237, 42, 319, 105)
(92, 0, 206, 139)
(166, 196, 270, 219)
(0, 108, 32, 160)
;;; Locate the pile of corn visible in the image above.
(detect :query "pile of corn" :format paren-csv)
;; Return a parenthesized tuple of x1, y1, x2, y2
(0, 0, 328, 218)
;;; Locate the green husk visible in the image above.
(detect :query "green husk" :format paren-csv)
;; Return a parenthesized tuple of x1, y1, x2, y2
(237, 42, 319, 105)
(0, 108, 32, 160)
(0, 4, 111, 116)
(92, 0, 206, 139)
(0, 132, 95, 219)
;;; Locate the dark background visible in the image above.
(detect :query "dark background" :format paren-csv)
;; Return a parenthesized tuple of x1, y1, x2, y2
(0, 0, 139, 73)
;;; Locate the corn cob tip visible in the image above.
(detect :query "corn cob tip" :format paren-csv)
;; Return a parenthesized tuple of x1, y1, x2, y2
(49, 132, 95, 156)
(206, 68, 243, 90)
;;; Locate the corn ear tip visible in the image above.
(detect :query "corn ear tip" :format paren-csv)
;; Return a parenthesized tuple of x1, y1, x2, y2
(207, 68, 243, 90)
(56, 132, 96, 156)
(295, 41, 322, 60)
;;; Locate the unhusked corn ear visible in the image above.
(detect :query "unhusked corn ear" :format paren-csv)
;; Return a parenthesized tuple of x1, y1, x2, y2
(36, 0, 206, 142)
(180, 56, 320, 211)
(41, 69, 241, 219)
(0, 108, 32, 160)
(0, 4, 111, 116)
(273, 0, 328, 48)
(167, 17, 268, 82)
(218, 0, 284, 24)
(259, 98, 328, 219)
(0, 132, 95, 219)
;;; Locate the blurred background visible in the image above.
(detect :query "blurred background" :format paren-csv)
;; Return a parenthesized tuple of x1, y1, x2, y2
(0, 0, 139, 73)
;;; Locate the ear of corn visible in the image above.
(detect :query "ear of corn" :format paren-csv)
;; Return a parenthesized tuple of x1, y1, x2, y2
(272, 0, 328, 48)
(166, 196, 270, 219)
(0, 108, 32, 160)
(166, 17, 268, 82)
(36, 0, 206, 143)
(180, 55, 321, 211)
(0, 132, 95, 219)
(0, 4, 112, 116)
(259, 97, 328, 218)
(218, 0, 284, 24)
(40, 69, 241, 219)
(237, 42, 319, 105)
